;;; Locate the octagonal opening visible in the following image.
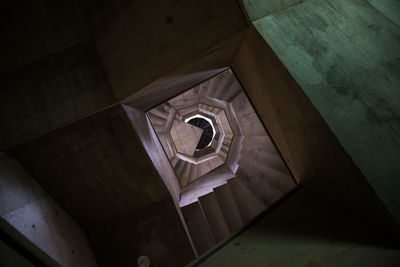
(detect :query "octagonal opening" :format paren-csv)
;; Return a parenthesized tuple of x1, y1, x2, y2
(185, 114, 216, 150)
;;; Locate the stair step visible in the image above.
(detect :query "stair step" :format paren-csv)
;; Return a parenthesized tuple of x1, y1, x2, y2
(221, 143, 230, 154)
(207, 72, 224, 98)
(174, 159, 186, 178)
(222, 80, 241, 102)
(171, 156, 179, 168)
(214, 72, 235, 100)
(217, 150, 228, 160)
(188, 164, 198, 184)
(179, 162, 192, 187)
(239, 156, 287, 178)
(234, 168, 287, 207)
(228, 178, 266, 224)
(198, 80, 209, 97)
(256, 150, 290, 174)
(162, 103, 172, 113)
(197, 161, 210, 178)
(148, 114, 167, 127)
(213, 183, 244, 233)
(148, 108, 169, 120)
(198, 192, 230, 243)
(181, 202, 216, 256)
(152, 124, 164, 133)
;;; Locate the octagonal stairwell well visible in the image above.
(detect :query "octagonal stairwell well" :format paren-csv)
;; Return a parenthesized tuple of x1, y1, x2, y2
(146, 68, 297, 256)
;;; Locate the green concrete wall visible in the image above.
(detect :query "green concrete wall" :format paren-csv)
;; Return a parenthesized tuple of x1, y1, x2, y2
(366, 0, 400, 26)
(194, 188, 400, 266)
(244, 0, 400, 222)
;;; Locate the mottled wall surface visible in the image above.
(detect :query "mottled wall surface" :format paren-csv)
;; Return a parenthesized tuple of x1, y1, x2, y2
(9, 105, 195, 266)
(0, 0, 116, 151)
(367, 0, 400, 26)
(91, 0, 247, 100)
(0, 0, 89, 74)
(195, 188, 400, 267)
(242, 0, 306, 20)
(0, 41, 115, 150)
(244, 0, 400, 222)
(0, 153, 98, 267)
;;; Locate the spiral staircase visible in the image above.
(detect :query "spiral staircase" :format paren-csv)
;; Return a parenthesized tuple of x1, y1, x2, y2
(147, 69, 296, 256)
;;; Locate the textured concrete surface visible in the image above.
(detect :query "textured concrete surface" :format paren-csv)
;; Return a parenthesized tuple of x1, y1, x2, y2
(247, 0, 400, 222)
(0, 0, 90, 74)
(0, 153, 98, 267)
(242, 0, 306, 20)
(230, 91, 296, 206)
(93, 0, 247, 100)
(0, 41, 115, 150)
(0, 1, 116, 151)
(9, 105, 195, 266)
(196, 188, 400, 267)
(124, 105, 181, 202)
(367, 0, 400, 26)
(232, 26, 398, 242)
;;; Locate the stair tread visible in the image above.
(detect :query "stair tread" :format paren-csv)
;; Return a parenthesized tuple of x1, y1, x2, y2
(213, 182, 244, 233)
(239, 156, 289, 178)
(214, 72, 235, 100)
(181, 202, 216, 256)
(188, 164, 198, 184)
(198, 192, 231, 243)
(148, 108, 169, 120)
(228, 178, 266, 224)
(174, 159, 186, 177)
(179, 162, 191, 186)
(222, 80, 241, 102)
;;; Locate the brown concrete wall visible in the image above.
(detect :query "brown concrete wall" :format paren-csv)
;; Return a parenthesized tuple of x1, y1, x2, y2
(0, 153, 98, 267)
(88, 0, 248, 100)
(123, 105, 181, 202)
(0, 1, 116, 151)
(8, 105, 195, 266)
(122, 31, 245, 111)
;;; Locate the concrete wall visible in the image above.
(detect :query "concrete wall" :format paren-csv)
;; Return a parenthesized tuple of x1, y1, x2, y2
(0, 153, 98, 267)
(366, 0, 400, 26)
(123, 105, 181, 203)
(88, 0, 247, 100)
(9, 105, 196, 266)
(0, 0, 116, 151)
(241, 0, 400, 224)
(195, 188, 400, 266)
(232, 26, 398, 240)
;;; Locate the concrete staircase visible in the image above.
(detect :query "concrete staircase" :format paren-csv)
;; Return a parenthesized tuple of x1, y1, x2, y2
(145, 68, 297, 258)
(181, 176, 266, 256)
(199, 69, 242, 103)
(172, 155, 226, 186)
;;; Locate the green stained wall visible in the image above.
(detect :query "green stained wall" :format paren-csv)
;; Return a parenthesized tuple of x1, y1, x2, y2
(194, 189, 400, 266)
(366, 0, 400, 26)
(245, 0, 400, 222)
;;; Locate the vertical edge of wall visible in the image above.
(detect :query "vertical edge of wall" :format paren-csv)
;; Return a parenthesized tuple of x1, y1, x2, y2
(0, 217, 60, 267)
(122, 104, 199, 258)
(0, 153, 98, 267)
(230, 26, 399, 239)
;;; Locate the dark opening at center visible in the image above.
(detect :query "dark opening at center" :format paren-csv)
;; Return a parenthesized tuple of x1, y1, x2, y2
(187, 118, 213, 149)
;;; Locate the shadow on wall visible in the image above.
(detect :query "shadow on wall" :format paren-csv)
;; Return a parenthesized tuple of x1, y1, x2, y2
(196, 188, 400, 267)
(0, 153, 98, 267)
